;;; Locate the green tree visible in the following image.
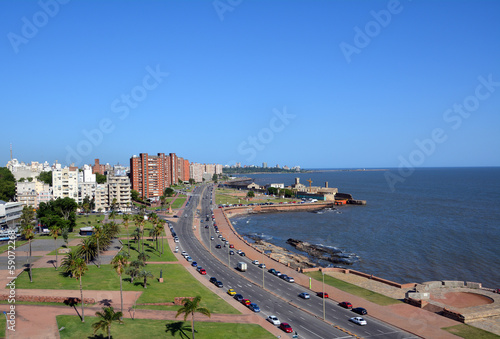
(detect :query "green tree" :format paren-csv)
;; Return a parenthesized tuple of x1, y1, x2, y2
(130, 189, 140, 202)
(164, 187, 175, 197)
(18, 177, 25, 182)
(20, 205, 35, 282)
(0, 167, 16, 201)
(246, 190, 255, 198)
(267, 187, 278, 196)
(49, 225, 61, 270)
(37, 171, 53, 185)
(111, 253, 129, 313)
(92, 306, 123, 339)
(69, 257, 88, 322)
(212, 173, 218, 183)
(133, 214, 145, 252)
(126, 260, 144, 284)
(60, 250, 78, 277)
(122, 214, 131, 256)
(61, 227, 69, 246)
(138, 269, 153, 288)
(96, 173, 107, 184)
(78, 237, 97, 264)
(189, 178, 195, 185)
(175, 296, 211, 339)
(94, 225, 103, 268)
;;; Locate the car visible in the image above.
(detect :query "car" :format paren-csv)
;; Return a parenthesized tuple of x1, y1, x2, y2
(181, 251, 188, 257)
(236, 250, 242, 255)
(218, 234, 223, 238)
(349, 317, 367, 325)
(229, 244, 234, 248)
(258, 263, 266, 269)
(222, 237, 226, 242)
(204, 225, 209, 228)
(224, 241, 229, 245)
(273, 271, 282, 277)
(279, 322, 293, 333)
(199, 269, 207, 275)
(227, 288, 236, 296)
(239, 252, 245, 257)
(233, 294, 243, 302)
(267, 315, 280, 325)
(352, 307, 367, 315)
(252, 260, 259, 265)
(215, 244, 221, 249)
(299, 292, 310, 299)
(339, 301, 353, 309)
(317, 292, 329, 298)
(191, 262, 198, 267)
(241, 299, 251, 306)
(248, 303, 260, 312)
(215, 281, 223, 288)
(209, 277, 217, 284)
(285, 276, 295, 283)
(268, 268, 276, 274)
(186, 256, 193, 262)
(210, 236, 214, 240)
(280, 274, 288, 280)
(229, 250, 234, 255)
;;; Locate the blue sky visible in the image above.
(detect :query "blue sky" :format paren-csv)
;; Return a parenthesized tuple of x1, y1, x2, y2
(1, 0, 499, 169)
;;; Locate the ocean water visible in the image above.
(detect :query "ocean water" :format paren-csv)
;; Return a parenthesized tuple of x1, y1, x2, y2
(230, 168, 500, 288)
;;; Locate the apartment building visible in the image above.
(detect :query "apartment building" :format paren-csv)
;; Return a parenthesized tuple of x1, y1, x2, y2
(16, 180, 52, 208)
(52, 167, 79, 200)
(0, 200, 23, 230)
(78, 165, 96, 204)
(130, 153, 178, 200)
(108, 170, 131, 211)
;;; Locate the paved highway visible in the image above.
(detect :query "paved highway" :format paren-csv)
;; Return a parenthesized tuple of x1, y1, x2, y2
(169, 184, 418, 339)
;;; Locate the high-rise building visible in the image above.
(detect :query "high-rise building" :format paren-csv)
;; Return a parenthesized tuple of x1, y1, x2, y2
(92, 159, 106, 175)
(52, 167, 79, 200)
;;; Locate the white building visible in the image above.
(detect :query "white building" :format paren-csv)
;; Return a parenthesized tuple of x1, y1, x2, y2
(0, 200, 23, 230)
(108, 169, 131, 212)
(78, 165, 97, 204)
(52, 167, 79, 200)
(16, 180, 52, 208)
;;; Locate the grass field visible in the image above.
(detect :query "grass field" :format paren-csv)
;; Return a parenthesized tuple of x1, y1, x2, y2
(123, 240, 177, 262)
(46, 245, 79, 256)
(57, 315, 274, 339)
(0, 239, 28, 254)
(170, 198, 186, 209)
(443, 324, 500, 339)
(305, 271, 401, 306)
(0, 314, 5, 338)
(13, 264, 238, 314)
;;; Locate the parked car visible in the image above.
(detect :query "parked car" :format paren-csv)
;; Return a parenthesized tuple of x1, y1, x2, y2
(229, 244, 234, 248)
(285, 276, 295, 283)
(198, 268, 207, 275)
(279, 322, 293, 333)
(241, 299, 251, 306)
(227, 288, 236, 296)
(299, 292, 310, 299)
(339, 301, 353, 309)
(280, 274, 288, 280)
(268, 268, 276, 275)
(252, 260, 259, 265)
(209, 277, 217, 284)
(317, 292, 329, 298)
(352, 307, 367, 315)
(215, 281, 223, 288)
(191, 262, 198, 267)
(273, 271, 282, 277)
(234, 294, 243, 302)
(349, 317, 367, 326)
(239, 252, 245, 257)
(267, 315, 280, 325)
(258, 263, 266, 269)
(248, 303, 260, 312)
(186, 256, 193, 262)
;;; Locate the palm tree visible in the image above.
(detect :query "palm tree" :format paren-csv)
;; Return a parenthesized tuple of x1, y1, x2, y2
(158, 219, 166, 254)
(138, 269, 153, 288)
(131, 227, 141, 249)
(175, 296, 211, 339)
(137, 252, 150, 264)
(78, 237, 97, 264)
(92, 306, 123, 339)
(69, 257, 88, 322)
(133, 214, 144, 252)
(111, 252, 129, 313)
(20, 206, 35, 282)
(60, 250, 78, 277)
(94, 225, 103, 268)
(125, 260, 144, 284)
(49, 225, 61, 270)
(122, 214, 131, 256)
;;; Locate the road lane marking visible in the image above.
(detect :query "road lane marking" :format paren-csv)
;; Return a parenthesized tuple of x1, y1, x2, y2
(299, 325, 325, 339)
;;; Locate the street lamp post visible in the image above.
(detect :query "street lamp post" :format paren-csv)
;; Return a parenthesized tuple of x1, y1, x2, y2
(262, 249, 265, 289)
(322, 269, 325, 321)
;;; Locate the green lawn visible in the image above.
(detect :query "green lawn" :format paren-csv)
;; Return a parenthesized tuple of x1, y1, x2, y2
(0, 313, 5, 338)
(305, 271, 402, 306)
(170, 198, 186, 209)
(0, 240, 28, 254)
(14, 264, 238, 314)
(47, 245, 79, 256)
(76, 214, 105, 225)
(443, 324, 500, 339)
(57, 315, 274, 339)
(123, 239, 176, 262)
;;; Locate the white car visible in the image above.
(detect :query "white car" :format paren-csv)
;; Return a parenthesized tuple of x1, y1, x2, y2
(252, 260, 259, 265)
(267, 315, 280, 325)
(181, 251, 188, 257)
(299, 292, 310, 299)
(350, 317, 367, 326)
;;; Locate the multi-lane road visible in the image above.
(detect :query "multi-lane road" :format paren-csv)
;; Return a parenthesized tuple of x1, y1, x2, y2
(168, 184, 418, 339)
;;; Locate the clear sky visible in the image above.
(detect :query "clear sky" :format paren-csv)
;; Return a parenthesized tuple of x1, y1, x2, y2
(1, 0, 499, 169)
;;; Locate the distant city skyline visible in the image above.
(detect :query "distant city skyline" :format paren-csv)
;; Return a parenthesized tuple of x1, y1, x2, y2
(1, 0, 499, 169)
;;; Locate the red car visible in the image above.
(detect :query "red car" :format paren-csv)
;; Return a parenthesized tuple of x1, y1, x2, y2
(229, 244, 234, 248)
(279, 322, 293, 333)
(317, 292, 329, 298)
(241, 299, 251, 306)
(199, 269, 207, 275)
(339, 301, 352, 309)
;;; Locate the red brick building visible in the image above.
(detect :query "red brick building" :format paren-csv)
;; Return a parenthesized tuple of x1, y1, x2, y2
(130, 153, 188, 200)
(92, 159, 106, 175)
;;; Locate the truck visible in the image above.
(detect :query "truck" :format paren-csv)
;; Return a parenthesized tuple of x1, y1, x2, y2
(237, 262, 247, 272)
